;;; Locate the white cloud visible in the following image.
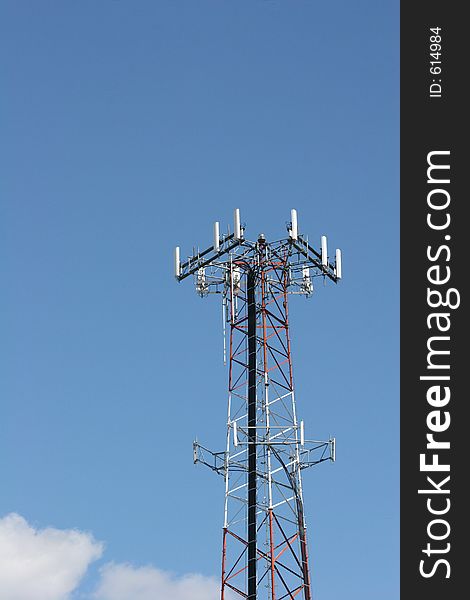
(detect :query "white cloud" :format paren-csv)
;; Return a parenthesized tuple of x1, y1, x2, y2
(0, 513, 103, 600)
(93, 563, 221, 600)
(0, 513, 229, 600)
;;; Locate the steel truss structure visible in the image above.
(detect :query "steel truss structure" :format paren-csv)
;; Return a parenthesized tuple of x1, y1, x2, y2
(175, 210, 341, 600)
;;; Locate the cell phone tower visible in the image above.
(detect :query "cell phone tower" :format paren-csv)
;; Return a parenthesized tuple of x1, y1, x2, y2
(174, 209, 342, 600)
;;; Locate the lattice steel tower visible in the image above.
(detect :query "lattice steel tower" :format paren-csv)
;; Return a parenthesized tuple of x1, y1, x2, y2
(174, 209, 342, 600)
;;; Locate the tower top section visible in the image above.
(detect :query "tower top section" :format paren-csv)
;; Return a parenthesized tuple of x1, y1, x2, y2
(174, 208, 342, 298)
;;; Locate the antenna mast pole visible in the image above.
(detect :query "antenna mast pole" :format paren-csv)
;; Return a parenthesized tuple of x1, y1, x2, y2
(176, 209, 342, 600)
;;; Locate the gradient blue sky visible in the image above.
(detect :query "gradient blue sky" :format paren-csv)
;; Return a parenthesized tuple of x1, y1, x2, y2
(1, 1, 399, 598)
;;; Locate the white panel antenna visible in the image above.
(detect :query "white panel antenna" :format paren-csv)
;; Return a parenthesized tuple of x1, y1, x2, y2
(290, 209, 298, 240)
(300, 420, 305, 446)
(233, 421, 238, 447)
(234, 208, 242, 240)
(321, 235, 328, 267)
(214, 222, 220, 252)
(335, 249, 342, 279)
(174, 246, 181, 277)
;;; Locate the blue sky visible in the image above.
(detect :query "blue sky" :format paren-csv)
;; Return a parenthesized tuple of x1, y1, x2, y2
(1, 1, 399, 598)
